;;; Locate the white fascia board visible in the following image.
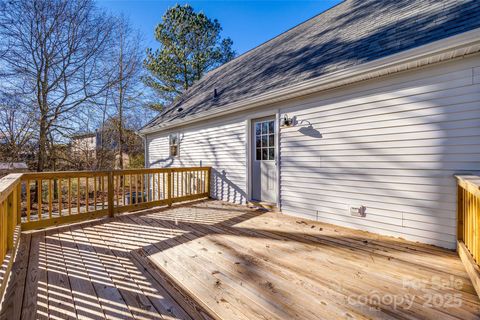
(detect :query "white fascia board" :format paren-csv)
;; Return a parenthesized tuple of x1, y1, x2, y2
(141, 28, 480, 135)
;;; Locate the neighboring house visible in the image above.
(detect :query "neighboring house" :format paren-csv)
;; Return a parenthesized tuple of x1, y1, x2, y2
(70, 132, 98, 158)
(0, 162, 28, 177)
(140, 0, 480, 249)
(70, 128, 142, 169)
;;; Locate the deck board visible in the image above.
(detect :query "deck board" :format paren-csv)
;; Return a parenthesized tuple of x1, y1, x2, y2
(57, 228, 106, 320)
(69, 226, 134, 320)
(2, 200, 480, 319)
(0, 233, 31, 320)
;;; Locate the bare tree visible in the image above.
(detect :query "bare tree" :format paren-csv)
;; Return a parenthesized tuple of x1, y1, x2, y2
(0, 95, 35, 162)
(0, 0, 117, 172)
(109, 16, 144, 170)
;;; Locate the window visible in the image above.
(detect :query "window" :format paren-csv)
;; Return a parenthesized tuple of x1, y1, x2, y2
(169, 133, 179, 157)
(255, 120, 275, 161)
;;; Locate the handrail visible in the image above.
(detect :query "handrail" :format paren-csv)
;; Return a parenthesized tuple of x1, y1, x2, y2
(0, 166, 211, 304)
(457, 175, 480, 248)
(19, 167, 211, 230)
(456, 175, 480, 297)
(0, 174, 22, 301)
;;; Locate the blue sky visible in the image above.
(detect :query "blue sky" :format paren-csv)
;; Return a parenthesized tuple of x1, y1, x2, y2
(97, 0, 341, 55)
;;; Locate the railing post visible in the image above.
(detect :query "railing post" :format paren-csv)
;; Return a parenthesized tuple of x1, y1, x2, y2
(6, 193, 14, 250)
(167, 170, 172, 206)
(16, 184, 21, 225)
(107, 171, 114, 218)
(206, 167, 211, 198)
(458, 184, 464, 242)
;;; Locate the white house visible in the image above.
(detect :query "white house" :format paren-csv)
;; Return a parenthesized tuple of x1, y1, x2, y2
(140, 0, 480, 249)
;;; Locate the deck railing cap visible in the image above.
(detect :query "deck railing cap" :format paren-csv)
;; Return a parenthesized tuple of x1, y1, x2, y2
(455, 175, 480, 189)
(0, 173, 22, 203)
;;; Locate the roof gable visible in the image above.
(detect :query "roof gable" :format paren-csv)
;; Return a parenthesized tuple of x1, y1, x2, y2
(144, 0, 480, 131)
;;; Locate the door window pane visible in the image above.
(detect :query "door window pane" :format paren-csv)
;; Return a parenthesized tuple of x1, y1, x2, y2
(268, 134, 274, 147)
(262, 148, 268, 160)
(268, 121, 274, 134)
(262, 122, 268, 134)
(261, 135, 267, 147)
(256, 148, 261, 161)
(255, 123, 261, 135)
(268, 148, 275, 160)
(256, 135, 261, 148)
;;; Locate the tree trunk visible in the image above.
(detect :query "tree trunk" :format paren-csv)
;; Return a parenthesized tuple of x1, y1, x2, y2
(37, 118, 47, 172)
(118, 30, 124, 170)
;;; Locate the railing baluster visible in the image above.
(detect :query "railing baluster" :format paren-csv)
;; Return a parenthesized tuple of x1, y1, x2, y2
(101, 176, 105, 210)
(77, 177, 81, 214)
(147, 173, 151, 202)
(167, 170, 172, 206)
(163, 173, 166, 200)
(26, 180, 31, 222)
(129, 174, 133, 205)
(58, 178, 62, 217)
(68, 178, 72, 215)
(159, 173, 162, 200)
(194, 171, 197, 194)
(133, 174, 137, 204)
(94, 176, 97, 211)
(7, 192, 13, 250)
(151, 173, 155, 201)
(38, 179, 42, 221)
(107, 172, 114, 217)
(140, 173, 144, 203)
(115, 175, 119, 206)
(122, 174, 126, 206)
(86, 177, 89, 212)
(48, 179, 52, 219)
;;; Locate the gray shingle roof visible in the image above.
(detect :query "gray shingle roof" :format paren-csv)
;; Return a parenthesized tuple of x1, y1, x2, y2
(0, 162, 28, 170)
(144, 0, 480, 131)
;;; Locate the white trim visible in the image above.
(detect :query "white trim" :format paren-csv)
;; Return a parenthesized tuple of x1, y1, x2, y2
(249, 114, 278, 203)
(245, 118, 251, 201)
(275, 110, 281, 209)
(141, 28, 480, 135)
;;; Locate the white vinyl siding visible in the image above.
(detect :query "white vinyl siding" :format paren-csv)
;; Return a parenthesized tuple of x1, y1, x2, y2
(146, 54, 480, 249)
(279, 56, 480, 249)
(147, 118, 248, 204)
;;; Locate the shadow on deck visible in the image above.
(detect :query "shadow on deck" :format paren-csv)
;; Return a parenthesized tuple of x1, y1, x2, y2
(1, 200, 479, 320)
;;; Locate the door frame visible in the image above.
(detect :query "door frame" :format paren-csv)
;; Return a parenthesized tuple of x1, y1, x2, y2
(246, 110, 280, 208)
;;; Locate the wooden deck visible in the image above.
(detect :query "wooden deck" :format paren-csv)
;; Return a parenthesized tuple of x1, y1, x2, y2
(1, 200, 479, 320)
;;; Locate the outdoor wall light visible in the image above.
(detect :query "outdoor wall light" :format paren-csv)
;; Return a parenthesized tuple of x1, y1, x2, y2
(280, 114, 293, 127)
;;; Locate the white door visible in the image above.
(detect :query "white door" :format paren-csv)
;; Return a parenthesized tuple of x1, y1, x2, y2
(251, 117, 276, 203)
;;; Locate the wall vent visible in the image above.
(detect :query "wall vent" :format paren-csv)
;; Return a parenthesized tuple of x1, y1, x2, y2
(350, 205, 367, 217)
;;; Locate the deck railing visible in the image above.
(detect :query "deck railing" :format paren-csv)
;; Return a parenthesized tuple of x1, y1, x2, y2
(456, 175, 480, 296)
(0, 166, 211, 305)
(0, 173, 22, 300)
(19, 167, 211, 230)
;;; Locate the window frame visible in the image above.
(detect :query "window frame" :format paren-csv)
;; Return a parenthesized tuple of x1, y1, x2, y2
(169, 133, 180, 158)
